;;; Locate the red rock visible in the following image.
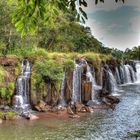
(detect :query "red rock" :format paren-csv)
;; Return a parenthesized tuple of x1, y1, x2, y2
(67, 106, 74, 115)
(0, 119, 2, 124)
(26, 114, 39, 120)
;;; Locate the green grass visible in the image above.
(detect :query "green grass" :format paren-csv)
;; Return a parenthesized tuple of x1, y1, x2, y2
(0, 111, 17, 119)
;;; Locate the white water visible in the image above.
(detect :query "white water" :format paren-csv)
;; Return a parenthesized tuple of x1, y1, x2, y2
(60, 73, 66, 106)
(136, 62, 140, 83)
(72, 64, 82, 103)
(13, 60, 31, 112)
(86, 65, 101, 102)
(123, 65, 132, 83)
(115, 67, 121, 84)
(108, 69, 118, 94)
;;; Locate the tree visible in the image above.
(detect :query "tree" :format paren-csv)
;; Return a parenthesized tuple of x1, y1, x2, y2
(11, 0, 125, 36)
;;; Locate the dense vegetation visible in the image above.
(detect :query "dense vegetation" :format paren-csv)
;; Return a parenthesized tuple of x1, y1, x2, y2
(0, 0, 139, 104)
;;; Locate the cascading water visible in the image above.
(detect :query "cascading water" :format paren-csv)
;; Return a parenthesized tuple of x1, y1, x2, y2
(136, 62, 140, 83)
(115, 67, 121, 84)
(108, 69, 118, 94)
(119, 65, 125, 84)
(123, 64, 136, 83)
(13, 60, 31, 113)
(72, 64, 82, 103)
(86, 64, 101, 103)
(59, 73, 66, 106)
(103, 64, 118, 94)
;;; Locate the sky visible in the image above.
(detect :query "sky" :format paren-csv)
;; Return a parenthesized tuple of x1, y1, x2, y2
(83, 0, 140, 51)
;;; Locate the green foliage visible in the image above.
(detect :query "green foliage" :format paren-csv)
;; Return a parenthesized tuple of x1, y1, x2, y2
(11, 0, 125, 36)
(0, 82, 15, 103)
(127, 130, 140, 138)
(63, 59, 74, 72)
(83, 53, 101, 62)
(0, 88, 7, 98)
(32, 59, 63, 90)
(0, 66, 5, 84)
(124, 46, 140, 60)
(0, 111, 17, 119)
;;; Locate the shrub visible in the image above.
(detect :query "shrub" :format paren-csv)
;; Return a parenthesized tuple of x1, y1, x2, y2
(63, 59, 74, 72)
(32, 59, 64, 90)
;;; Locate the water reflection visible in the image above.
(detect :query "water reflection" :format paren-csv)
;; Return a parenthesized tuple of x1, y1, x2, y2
(0, 84, 140, 140)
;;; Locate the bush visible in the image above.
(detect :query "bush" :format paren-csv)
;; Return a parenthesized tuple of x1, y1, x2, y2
(63, 59, 74, 72)
(0, 66, 5, 84)
(32, 59, 64, 90)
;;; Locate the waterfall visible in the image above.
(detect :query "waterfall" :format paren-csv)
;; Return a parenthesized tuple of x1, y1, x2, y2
(119, 65, 125, 84)
(13, 60, 31, 112)
(59, 73, 66, 106)
(115, 67, 121, 84)
(86, 65, 101, 102)
(136, 62, 140, 83)
(127, 65, 136, 82)
(123, 64, 136, 83)
(123, 65, 131, 83)
(103, 64, 118, 94)
(72, 64, 82, 103)
(108, 69, 118, 93)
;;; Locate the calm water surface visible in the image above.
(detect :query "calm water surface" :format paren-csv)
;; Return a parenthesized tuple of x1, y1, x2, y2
(0, 84, 140, 140)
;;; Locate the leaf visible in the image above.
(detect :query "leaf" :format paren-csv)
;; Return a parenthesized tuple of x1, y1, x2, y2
(79, 7, 88, 19)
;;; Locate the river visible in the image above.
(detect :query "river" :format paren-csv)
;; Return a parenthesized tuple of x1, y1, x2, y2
(0, 82, 140, 140)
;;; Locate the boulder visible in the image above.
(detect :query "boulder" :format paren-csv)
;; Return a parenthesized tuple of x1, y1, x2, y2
(0, 105, 5, 110)
(4, 105, 11, 111)
(0, 56, 18, 66)
(67, 106, 74, 115)
(12, 115, 23, 120)
(84, 106, 93, 113)
(75, 102, 85, 112)
(35, 100, 47, 112)
(25, 113, 39, 120)
(105, 96, 120, 104)
(0, 119, 2, 124)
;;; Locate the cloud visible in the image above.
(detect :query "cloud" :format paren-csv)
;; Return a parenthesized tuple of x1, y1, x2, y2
(84, 2, 140, 50)
(83, 0, 140, 13)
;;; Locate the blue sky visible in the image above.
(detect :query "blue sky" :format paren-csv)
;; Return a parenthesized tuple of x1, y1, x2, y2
(84, 0, 140, 51)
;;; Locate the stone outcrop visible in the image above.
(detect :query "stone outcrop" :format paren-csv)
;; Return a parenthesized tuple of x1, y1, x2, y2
(25, 113, 39, 120)
(0, 56, 18, 66)
(65, 72, 73, 103)
(35, 100, 48, 112)
(105, 95, 120, 104)
(81, 81, 92, 103)
(67, 106, 74, 115)
(0, 119, 2, 124)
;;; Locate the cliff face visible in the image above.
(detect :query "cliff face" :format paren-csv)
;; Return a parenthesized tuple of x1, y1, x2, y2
(0, 56, 19, 105)
(1, 54, 136, 107)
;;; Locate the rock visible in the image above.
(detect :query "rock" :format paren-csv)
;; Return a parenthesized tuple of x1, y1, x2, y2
(0, 119, 2, 124)
(69, 114, 80, 119)
(105, 96, 120, 104)
(67, 106, 74, 115)
(80, 107, 86, 113)
(82, 81, 92, 102)
(0, 105, 5, 110)
(4, 105, 11, 111)
(12, 115, 22, 120)
(0, 56, 17, 66)
(84, 106, 93, 113)
(25, 113, 39, 120)
(35, 100, 47, 112)
(35, 105, 41, 112)
(75, 102, 85, 112)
